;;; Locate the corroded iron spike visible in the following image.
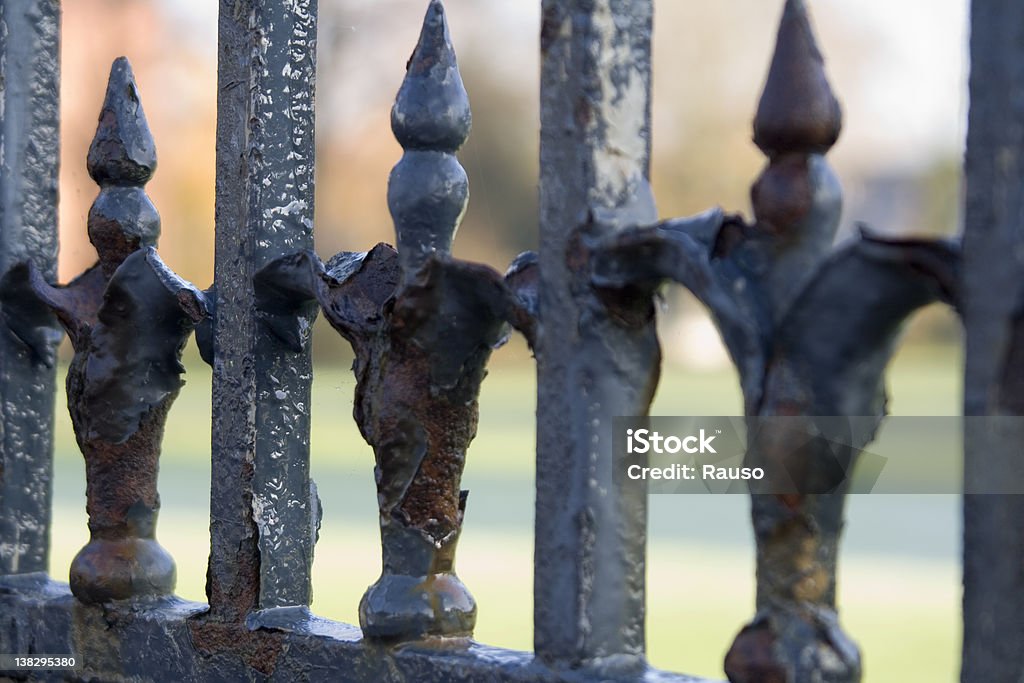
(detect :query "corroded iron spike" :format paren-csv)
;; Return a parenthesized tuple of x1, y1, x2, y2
(391, 0, 471, 153)
(87, 58, 161, 278)
(754, 0, 842, 158)
(388, 0, 471, 276)
(87, 57, 158, 186)
(254, 243, 531, 640)
(0, 60, 207, 604)
(748, 0, 843, 316)
(251, 2, 541, 643)
(723, 235, 961, 683)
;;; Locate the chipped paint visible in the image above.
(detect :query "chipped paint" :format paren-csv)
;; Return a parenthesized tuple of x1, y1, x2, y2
(0, 0, 60, 576)
(2, 59, 207, 604)
(534, 0, 656, 672)
(205, 0, 319, 619)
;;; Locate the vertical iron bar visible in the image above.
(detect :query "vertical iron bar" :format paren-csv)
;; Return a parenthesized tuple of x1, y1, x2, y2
(535, 0, 656, 671)
(0, 0, 60, 576)
(962, 1, 1024, 680)
(208, 0, 318, 619)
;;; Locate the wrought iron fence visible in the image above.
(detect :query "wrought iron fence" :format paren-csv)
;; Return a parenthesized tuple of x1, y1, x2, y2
(0, 0, 1021, 681)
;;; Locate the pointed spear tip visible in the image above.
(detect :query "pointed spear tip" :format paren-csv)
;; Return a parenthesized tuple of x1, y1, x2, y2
(409, 0, 452, 74)
(109, 55, 133, 78)
(753, 0, 842, 158)
(87, 56, 157, 186)
(390, 0, 471, 152)
(424, 0, 448, 32)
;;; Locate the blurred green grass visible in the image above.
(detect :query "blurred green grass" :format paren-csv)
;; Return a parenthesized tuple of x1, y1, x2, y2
(48, 334, 962, 681)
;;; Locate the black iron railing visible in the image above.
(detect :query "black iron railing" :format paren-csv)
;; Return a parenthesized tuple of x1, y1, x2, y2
(0, 1, 1021, 682)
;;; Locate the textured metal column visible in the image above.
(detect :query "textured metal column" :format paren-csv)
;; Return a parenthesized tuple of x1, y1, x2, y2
(206, 0, 319, 619)
(535, 0, 657, 672)
(962, 2, 1024, 680)
(0, 0, 61, 576)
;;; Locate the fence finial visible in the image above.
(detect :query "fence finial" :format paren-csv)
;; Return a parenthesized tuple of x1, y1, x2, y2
(87, 57, 158, 185)
(388, 0, 471, 278)
(391, 0, 470, 152)
(753, 0, 841, 158)
(1, 57, 206, 604)
(86, 57, 161, 278)
(748, 0, 843, 321)
(252, 0, 539, 642)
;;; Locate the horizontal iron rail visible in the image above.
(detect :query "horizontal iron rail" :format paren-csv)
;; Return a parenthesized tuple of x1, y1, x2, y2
(0, 575, 720, 683)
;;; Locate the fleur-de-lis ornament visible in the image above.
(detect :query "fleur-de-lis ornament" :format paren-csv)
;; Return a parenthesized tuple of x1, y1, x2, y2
(592, 2, 959, 680)
(256, 0, 536, 640)
(1, 58, 207, 604)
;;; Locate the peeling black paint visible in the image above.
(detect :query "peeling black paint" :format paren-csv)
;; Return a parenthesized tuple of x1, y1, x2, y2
(255, 2, 537, 643)
(535, 0, 656, 672)
(0, 0, 61, 577)
(203, 0, 320, 621)
(1, 58, 206, 604)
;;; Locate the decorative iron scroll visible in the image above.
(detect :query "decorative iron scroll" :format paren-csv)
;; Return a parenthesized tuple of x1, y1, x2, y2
(1, 58, 206, 604)
(255, 0, 537, 641)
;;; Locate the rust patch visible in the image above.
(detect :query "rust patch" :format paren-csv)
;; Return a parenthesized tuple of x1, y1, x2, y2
(596, 284, 656, 329)
(751, 154, 812, 237)
(540, 3, 565, 56)
(753, 0, 841, 158)
(189, 620, 285, 677)
(574, 96, 593, 128)
(205, 528, 261, 623)
(724, 623, 787, 683)
(999, 312, 1024, 414)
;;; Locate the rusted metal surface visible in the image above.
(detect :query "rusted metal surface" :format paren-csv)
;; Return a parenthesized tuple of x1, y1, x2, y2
(256, 1, 536, 642)
(593, 2, 959, 681)
(1, 58, 206, 604)
(2, 0, 1011, 680)
(0, 0, 61, 576)
(0, 574, 719, 682)
(201, 0, 320, 623)
(961, 2, 1024, 681)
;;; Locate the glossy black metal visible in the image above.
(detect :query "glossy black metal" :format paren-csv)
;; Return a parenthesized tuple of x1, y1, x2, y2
(0, 0, 61, 576)
(1, 58, 207, 604)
